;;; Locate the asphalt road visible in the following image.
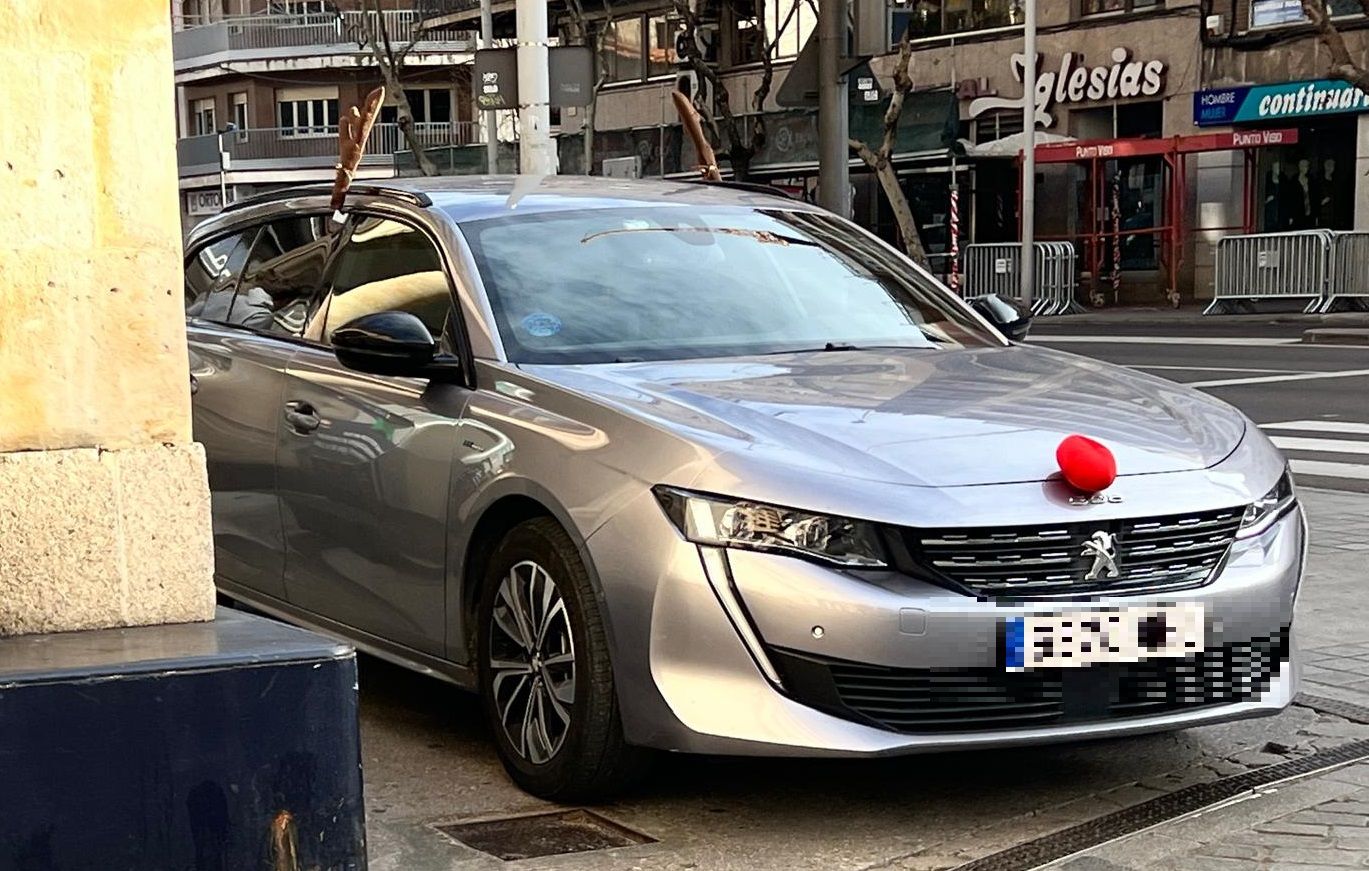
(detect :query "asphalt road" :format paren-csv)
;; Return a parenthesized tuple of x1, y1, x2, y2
(1028, 332, 1369, 493)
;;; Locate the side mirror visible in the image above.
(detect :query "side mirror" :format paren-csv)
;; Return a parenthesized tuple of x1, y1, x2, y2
(969, 293, 1033, 342)
(332, 311, 455, 378)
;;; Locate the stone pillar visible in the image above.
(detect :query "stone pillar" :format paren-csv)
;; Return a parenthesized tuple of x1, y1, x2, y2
(0, 1, 216, 635)
(1356, 115, 1369, 232)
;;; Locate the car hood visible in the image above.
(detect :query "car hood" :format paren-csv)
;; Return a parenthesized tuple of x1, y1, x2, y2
(522, 346, 1247, 488)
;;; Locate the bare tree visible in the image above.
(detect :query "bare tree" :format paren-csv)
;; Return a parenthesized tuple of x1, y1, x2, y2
(672, 0, 795, 180)
(848, 29, 930, 267)
(1300, 0, 1369, 91)
(349, 0, 438, 176)
(564, 0, 611, 173)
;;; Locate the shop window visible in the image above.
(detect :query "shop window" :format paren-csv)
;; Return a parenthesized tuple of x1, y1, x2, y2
(971, 110, 1023, 144)
(1256, 119, 1356, 232)
(1080, 0, 1158, 15)
(1068, 101, 1163, 139)
(899, 0, 1024, 41)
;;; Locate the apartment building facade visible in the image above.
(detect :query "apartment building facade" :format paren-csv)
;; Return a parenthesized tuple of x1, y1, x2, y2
(171, 0, 482, 236)
(555, 0, 1369, 302)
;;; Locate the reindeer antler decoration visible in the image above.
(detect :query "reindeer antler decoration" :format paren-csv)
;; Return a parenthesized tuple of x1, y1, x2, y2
(671, 90, 722, 182)
(330, 86, 386, 222)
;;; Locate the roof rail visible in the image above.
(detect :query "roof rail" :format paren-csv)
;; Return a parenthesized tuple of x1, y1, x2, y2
(683, 178, 796, 200)
(222, 183, 433, 213)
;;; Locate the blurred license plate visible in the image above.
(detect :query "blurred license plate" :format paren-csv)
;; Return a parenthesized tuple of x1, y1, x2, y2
(1004, 604, 1205, 671)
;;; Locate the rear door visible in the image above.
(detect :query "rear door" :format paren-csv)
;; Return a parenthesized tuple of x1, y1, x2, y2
(186, 214, 335, 600)
(275, 214, 470, 656)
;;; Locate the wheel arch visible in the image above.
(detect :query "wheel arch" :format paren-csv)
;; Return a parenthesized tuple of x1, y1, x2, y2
(447, 479, 613, 667)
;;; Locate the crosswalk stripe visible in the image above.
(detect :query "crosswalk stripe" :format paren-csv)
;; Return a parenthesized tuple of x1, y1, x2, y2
(1269, 436, 1369, 456)
(1187, 368, 1369, 388)
(1263, 420, 1369, 436)
(1290, 459, 1369, 481)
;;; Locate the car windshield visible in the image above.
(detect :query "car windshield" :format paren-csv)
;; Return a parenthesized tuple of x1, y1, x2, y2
(457, 205, 1002, 364)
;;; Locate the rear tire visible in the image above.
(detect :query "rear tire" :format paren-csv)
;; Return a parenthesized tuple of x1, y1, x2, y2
(476, 518, 651, 801)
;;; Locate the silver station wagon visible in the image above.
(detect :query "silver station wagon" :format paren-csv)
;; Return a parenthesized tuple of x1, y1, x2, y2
(186, 177, 1302, 800)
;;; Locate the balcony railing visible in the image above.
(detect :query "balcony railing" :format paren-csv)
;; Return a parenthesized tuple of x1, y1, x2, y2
(177, 122, 483, 173)
(173, 11, 478, 63)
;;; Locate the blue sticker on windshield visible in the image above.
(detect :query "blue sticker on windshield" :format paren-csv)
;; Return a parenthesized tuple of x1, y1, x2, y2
(522, 312, 563, 338)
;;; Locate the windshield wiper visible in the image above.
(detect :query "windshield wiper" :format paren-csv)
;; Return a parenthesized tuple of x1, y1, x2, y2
(581, 226, 821, 247)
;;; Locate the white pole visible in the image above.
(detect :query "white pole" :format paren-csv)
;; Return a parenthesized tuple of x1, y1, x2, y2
(516, 0, 555, 175)
(1020, 0, 1036, 306)
(481, 0, 499, 173)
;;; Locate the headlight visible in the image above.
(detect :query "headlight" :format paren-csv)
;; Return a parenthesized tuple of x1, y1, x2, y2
(653, 487, 888, 568)
(1237, 469, 1296, 538)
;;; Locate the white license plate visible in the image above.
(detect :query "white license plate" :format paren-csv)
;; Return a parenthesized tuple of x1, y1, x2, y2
(1005, 603, 1206, 671)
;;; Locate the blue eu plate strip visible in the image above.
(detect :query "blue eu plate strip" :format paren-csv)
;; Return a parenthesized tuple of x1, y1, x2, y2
(1005, 617, 1025, 670)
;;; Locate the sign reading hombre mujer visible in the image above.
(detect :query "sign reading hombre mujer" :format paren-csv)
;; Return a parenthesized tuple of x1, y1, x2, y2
(1194, 79, 1369, 127)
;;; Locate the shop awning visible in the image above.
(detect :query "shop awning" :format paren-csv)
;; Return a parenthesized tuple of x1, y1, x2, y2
(953, 131, 1076, 159)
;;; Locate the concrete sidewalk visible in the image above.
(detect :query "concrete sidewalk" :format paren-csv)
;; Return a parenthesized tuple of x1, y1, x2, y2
(1046, 489, 1369, 870)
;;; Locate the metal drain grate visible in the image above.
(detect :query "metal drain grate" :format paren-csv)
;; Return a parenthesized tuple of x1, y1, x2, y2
(436, 809, 655, 861)
(950, 736, 1369, 871)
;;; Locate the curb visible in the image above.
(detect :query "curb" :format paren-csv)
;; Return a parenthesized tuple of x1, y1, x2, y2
(1302, 327, 1369, 346)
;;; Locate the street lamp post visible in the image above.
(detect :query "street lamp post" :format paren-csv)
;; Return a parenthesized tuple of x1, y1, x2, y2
(217, 122, 236, 212)
(1020, 0, 1036, 307)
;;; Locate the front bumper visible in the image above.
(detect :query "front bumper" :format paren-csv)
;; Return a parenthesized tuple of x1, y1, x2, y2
(587, 493, 1304, 757)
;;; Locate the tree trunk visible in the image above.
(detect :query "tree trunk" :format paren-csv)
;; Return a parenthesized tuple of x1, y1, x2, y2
(377, 64, 437, 176)
(874, 160, 929, 267)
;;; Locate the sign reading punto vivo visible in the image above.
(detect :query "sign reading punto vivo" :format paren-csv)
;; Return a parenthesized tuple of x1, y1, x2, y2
(1194, 79, 1369, 126)
(968, 48, 1166, 128)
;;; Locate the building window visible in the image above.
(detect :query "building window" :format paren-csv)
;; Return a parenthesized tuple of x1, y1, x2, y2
(766, 0, 815, 59)
(1251, 0, 1363, 27)
(270, 0, 328, 14)
(192, 98, 216, 136)
(380, 89, 455, 127)
(231, 92, 249, 133)
(597, 13, 681, 83)
(277, 87, 339, 136)
(601, 16, 645, 82)
(1080, 0, 1158, 15)
(897, 0, 1025, 41)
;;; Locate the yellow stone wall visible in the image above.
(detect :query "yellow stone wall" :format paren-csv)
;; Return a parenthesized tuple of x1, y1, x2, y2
(0, 0, 216, 634)
(0, 0, 190, 451)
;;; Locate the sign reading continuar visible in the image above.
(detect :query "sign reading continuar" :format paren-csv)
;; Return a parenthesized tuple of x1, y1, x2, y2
(1194, 79, 1369, 127)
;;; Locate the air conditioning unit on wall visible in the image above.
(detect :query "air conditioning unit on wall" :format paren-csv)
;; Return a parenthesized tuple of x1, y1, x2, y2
(602, 156, 642, 179)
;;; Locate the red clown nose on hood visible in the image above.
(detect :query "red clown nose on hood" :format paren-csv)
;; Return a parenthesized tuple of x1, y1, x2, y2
(1056, 434, 1118, 493)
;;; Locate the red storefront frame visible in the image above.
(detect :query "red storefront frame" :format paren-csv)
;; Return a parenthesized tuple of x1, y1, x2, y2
(1017, 129, 1299, 304)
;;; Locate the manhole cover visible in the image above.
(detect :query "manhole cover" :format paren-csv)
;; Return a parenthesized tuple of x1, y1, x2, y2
(436, 809, 655, 861)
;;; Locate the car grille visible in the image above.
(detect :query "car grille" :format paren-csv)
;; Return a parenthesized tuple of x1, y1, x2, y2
(908, 507, 1245, 598)
(767, 629, 1287, 735)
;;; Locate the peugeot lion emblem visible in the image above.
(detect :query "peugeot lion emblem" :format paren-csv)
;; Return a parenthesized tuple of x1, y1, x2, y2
(1082, 531, 1121, 581)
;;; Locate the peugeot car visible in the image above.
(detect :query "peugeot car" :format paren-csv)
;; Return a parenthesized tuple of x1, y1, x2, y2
(185, 177, 1302, 800)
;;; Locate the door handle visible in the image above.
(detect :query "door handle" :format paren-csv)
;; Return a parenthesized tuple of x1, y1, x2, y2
(284, 401, 320, 434)
(189, 374, 199, 396)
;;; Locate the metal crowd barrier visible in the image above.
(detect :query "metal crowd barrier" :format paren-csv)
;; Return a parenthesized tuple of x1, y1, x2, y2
(961, 242, 1082, 316)
(1324, 231, 1369, 313)
(1206, 230, 1332, 314)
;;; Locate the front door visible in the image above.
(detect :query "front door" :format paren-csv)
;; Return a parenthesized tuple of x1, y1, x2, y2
(275, 215, 468, 656)
(186, 216, 334, 600)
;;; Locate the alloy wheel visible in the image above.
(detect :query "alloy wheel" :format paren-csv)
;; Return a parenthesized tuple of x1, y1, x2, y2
(488, 559, 577, 764)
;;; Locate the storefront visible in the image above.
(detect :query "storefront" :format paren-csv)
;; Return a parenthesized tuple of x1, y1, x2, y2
(1193, 79, 1369, 233)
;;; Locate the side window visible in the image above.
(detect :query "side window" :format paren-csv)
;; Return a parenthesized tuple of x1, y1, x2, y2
(185, 229, 256, 320)
(235, 215, 334, 337)
(315, 216, 452, 343)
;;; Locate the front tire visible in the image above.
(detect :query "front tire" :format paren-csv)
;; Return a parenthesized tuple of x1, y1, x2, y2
(476, 518, 649, 801)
